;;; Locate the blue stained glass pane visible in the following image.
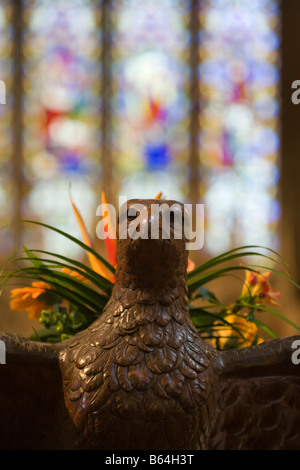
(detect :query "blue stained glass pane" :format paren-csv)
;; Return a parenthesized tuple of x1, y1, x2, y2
(0, 0, 14, 254)
(110, 0, 191, 201)
(22, 0, 103, 256)
(198, 0, 280, 255)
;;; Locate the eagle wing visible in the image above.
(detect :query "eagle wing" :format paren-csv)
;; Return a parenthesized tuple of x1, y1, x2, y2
(0, 332, 67, 449)
(209, 335, 300, 450)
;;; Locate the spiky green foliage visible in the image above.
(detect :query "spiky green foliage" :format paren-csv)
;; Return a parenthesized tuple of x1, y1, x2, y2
(1, 221, 300, 348)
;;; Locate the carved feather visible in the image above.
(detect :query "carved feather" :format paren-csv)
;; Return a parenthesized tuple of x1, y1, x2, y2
(0, 199, 299, 450)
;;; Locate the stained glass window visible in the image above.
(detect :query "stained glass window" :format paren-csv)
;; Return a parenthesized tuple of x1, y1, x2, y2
(110, 0, 191, 201)
(0, 0, 281, 259)
(198, 0, 280, 255)
(0, 1, 13, 254)
(22, 0, 103, 255)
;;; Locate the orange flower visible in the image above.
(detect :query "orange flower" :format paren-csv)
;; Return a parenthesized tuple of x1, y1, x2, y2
(187, 257, 195, 273)
(241, 269, 281, 306)
(101, 191, 117, 269)
(9, 281, 52, 320)
(70, 195, 114, 282)
(61, 267, 86, 282)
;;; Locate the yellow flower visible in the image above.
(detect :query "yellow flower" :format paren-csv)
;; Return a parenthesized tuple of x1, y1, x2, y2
(10, 281, 52, 320)
(241, 269, 281, 306)
(204, 311, 263, 350)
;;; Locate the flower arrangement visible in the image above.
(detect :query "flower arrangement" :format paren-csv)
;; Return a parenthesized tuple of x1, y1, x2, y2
(2, 192, 300, 350)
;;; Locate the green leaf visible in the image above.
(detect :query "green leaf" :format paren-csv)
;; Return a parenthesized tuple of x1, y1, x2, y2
(187, 245, 287, 280)
(6, 270, 102, 321)
(189, 286, 221, 304)
(30, 326, 61, 343)
(187, 265, 256, 295)
(252, 318, 278, 339)
(14, 253, 112, 293)
(189, 308, 225, 327)
(23, 245, 45, 269)
(31, 268, 108, 311)
(2, 262, 109, 312)
(242, 300, 300, 333)
(29, 249, 114, 290)
(190, 307, 250, 344)
(35, 290, 63, 306)
(21, 219, 115, 274)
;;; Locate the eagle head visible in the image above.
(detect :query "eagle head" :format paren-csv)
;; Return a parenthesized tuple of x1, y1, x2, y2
(115, 199, 189, 289)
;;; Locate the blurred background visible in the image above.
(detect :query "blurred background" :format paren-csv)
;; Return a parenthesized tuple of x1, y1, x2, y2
(0, 0, 300, 338)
